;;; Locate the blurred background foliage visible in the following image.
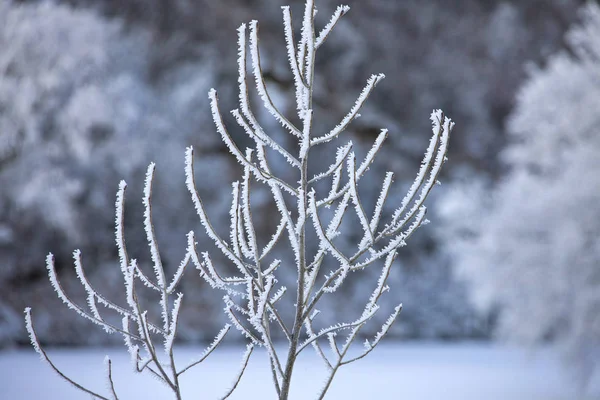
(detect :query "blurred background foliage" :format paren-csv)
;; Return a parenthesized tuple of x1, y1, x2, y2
(0, 0, 598, 389)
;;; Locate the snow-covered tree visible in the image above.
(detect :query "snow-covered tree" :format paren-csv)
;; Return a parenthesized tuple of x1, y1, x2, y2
(439, 3, 600, 393)
(25, 0, 453, 398)
(0, 0, 153, 344)
(0, 0, 232, 345)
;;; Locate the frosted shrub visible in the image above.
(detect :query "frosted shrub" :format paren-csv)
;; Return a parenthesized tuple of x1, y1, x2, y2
(25, 1, 453, 398)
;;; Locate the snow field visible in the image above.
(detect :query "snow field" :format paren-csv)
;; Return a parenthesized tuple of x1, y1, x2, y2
(0, 342, 587, 400)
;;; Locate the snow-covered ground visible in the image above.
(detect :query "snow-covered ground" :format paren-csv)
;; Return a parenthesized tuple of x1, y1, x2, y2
(0, 342, 589, 399)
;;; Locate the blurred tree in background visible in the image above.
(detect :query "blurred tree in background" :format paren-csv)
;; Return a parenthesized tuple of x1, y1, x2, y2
(439, 4, 600, 392)
(0, 0, 589, 350)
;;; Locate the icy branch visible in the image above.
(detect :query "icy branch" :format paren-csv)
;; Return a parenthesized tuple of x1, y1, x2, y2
(317, 129, 388, 207)
(311, 75, 385, 146)
(206, 92, 297, 195)
(186, 147, 262, 277)
(315, 5, 350, 48)
(347, 153, 374, 246)
(308, 190, 350, 269)
(296, 305, 379, 354)
(167, 253, 191, 294)
(142, 163, 166, 288)
(249, 21, 303, 138)
(115, 181, 129, 278)
(25, 308, 111, 400)
(220, 344, 254, 400)
(260, 218, 286, 261)
(384, 111, 453, 236)
(231, 108, 301, 168)
(178, 325, 232, 376)
(282, 6, 308, 112)
(308, 141, 353, 184)
(358, 171, 394, 251)
(342, 304, 402, 366)
(304, 316, 333, 370)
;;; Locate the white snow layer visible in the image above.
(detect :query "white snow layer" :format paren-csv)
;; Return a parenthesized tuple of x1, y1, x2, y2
(0, 342, 593, 399)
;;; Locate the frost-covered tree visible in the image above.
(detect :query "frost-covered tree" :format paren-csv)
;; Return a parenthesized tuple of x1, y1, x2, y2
(439, 3, 600, 393)
(25, 0, 453, 398)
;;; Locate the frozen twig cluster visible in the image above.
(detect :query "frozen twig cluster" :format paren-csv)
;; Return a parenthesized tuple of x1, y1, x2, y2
(25, 167, 242, 400)
(25, 1, 453, 399)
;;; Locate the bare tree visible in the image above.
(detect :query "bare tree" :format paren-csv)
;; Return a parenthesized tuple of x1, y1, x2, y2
(25, 0, 453, 398)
